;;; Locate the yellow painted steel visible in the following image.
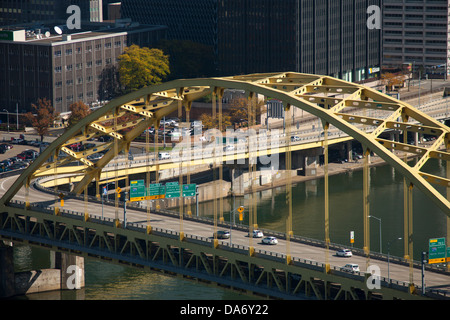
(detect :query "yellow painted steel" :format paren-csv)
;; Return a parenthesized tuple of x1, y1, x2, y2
(2, 72, 450, 225)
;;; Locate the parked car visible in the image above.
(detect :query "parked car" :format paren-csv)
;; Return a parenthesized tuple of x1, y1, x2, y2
(336, 249, 353, 257)
(0, 144, 13, 150)
(262, 236, 278, 245)
(290, 135, 300, 142)
(11, 138, 24, 144)
(214, 230, 230, 239)
(249, 230, 264, 238)
(342, 263, 360, 273)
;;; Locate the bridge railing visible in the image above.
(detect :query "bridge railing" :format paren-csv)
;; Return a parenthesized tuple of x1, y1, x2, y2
(6, 198, 450, 299)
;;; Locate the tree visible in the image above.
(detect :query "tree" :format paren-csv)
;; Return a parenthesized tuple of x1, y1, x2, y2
(228, 97, 266, 125)
(118, 45, 170, 93)
(381, 72, 404, 91)
(200, 113, 232, 130)
(25, 98, 59, 141)
(68, 101, 91, 128)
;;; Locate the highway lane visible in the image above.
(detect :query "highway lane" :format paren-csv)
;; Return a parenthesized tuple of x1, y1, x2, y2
(1, 173, 449, 294)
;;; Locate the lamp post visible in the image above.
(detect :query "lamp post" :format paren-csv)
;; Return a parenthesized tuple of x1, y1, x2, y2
(3, 109, 9, 133)
(368, 215, 382, 253)
(387, 237, 402, 284)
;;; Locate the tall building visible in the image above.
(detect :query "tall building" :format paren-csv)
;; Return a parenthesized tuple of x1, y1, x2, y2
(0, 21, 167, 114)
(121, 0, 382, 82)
(382, 0, 449, 76)
(0, 0, 105, 26)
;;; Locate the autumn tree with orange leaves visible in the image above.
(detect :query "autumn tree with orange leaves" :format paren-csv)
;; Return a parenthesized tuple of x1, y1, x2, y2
(25, 98, 60, 141)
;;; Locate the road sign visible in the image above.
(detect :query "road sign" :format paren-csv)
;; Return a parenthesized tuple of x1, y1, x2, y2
(237, 206, 244, 213)
(350, 231, 354, 244)
(428, 237, 446, 264)
(148, 183, 165, 200)
(165, 182, 180, 198)
(116, 187, 122, 194)
(129, 180, 145, 202)
(182, 184, 196, 197)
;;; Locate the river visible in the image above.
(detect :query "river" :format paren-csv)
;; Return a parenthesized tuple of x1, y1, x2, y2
(10, 158, 448, 300)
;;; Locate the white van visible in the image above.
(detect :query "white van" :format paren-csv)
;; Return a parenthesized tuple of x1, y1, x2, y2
(158, 152, 171, 160)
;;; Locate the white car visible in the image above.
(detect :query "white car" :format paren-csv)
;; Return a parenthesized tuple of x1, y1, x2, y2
(249, 230, 264, 238)
(262, 236, 278, 245)
(336, 249, 352, 257)
(342, 263, 360, 273)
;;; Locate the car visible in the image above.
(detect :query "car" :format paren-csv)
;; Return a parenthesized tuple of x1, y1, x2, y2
(336, 249, 352, 257)
(223, 145, 235, 152)
(87, 153, 103, 161)
(0, 144, 13, 150)
(342, 263, 360, 273)
(249, 230, 264, 238)
(290, 135, 300, 142)
(11, 138, 24, 144)
(214, 230, 230, 239)
(262, 236, 278, 245)
(158, 152, 171, 160)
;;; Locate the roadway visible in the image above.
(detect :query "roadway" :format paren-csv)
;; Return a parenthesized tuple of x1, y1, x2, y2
(1, 172, 449, 295)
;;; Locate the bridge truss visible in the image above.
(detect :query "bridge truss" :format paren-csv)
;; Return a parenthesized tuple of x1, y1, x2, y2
(1, 72, 450, 298)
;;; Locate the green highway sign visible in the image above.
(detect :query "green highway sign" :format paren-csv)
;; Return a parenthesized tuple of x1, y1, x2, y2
(130, 180, 145, 202)
(182, 184, 196, 197)
(148, 183, 165, 200)
(428, 237, 446, 264)
(165, 182, 180, 198)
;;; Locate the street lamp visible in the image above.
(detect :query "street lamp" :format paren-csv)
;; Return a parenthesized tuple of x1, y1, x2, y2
(368, 215, 382, 253)
(2, 109, 9, 133)
(387, 237, 402, 284)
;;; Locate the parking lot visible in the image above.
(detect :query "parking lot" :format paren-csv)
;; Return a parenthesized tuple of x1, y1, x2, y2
(0, 141, 40, 172)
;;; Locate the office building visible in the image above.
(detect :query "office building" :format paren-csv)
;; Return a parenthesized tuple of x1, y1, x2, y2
(0, 21, 167, 114)
(121, 0, 382, 82)
(382, 0, 449, 76)
(0, 0, 107, 26)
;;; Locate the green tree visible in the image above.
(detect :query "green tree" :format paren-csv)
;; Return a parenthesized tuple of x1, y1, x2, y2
(68, 101, 91, 128)
(118, 45, 170, 93)
(25, 98, 60, 141)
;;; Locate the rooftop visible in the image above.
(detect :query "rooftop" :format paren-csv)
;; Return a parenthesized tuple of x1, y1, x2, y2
(0, 19, 167, 44)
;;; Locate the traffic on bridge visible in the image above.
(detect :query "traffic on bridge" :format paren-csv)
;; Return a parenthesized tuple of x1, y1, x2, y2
(1, 72, 450, 300)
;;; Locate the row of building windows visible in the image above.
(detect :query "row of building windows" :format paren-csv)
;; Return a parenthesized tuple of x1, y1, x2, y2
(55, 92, 94, 103)
(54, 41, 122, 57)
(54, 58, 114, 73)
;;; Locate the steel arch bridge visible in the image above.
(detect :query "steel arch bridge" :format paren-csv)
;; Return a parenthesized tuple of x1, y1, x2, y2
(3, 72, 450, 211)
(1, 72, 450, 259)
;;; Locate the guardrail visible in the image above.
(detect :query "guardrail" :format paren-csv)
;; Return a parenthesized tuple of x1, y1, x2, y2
(6, 197, 450, 299)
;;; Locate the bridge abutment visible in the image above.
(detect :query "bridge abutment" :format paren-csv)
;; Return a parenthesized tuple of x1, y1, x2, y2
(0, 242, 85, 298)
(0, 241, 15, 298)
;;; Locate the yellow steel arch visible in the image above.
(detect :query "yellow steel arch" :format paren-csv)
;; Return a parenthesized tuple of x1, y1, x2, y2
(1, 72, 450, 217)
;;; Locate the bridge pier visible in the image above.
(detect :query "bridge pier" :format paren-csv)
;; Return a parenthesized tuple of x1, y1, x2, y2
(52, 251, 85, 290)
(0, 241, 14, 298)
(0, 242, 85, 298)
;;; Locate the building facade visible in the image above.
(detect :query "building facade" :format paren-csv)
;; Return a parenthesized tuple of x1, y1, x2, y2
(382, 0, 449, 76)
(0, 0, 107, 26)
(0, 21, 167, 114)
(121, 0, 382, 82)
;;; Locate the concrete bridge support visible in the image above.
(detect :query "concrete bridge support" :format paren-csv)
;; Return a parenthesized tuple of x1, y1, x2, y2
(53, 252, 85, 290)
(0, 242, 85, 298)
(0, 241, 14, 298)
